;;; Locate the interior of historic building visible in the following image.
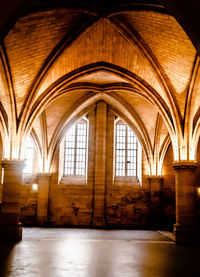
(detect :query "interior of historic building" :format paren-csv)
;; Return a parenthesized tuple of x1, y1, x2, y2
(1, 0, 200, 276)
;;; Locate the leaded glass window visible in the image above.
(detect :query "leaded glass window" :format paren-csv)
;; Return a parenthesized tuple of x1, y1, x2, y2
(64, 121, 87, 176)
(115, 123, 138, 177)
(24, 136, 35, 178)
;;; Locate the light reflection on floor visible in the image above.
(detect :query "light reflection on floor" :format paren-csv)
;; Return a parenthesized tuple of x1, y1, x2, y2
(0, 228, 200, 277)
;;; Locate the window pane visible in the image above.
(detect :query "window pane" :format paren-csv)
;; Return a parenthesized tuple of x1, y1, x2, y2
(116, 124, 126, 176)
(64, 121, 87, 176)
(115, 123, 138, 177)
(127, 126, 137, 176)
(24, 148, 34, 174)
(64, 125, 76, 175)
(23, 137, 35, 177)
(75, 123, 87, 175)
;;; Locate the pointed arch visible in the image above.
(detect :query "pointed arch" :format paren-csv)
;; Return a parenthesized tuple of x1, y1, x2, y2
(24, 62, 176, 140)
(47, 93, 155, 173)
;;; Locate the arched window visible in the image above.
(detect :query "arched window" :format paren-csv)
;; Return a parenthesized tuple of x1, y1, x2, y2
(115, 120, 142, 183)
(64, 119, 88, 176)
(23, 136, 35, 179)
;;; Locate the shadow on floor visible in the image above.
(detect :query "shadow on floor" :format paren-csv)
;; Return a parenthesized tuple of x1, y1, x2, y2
(0, 242, 18, 277)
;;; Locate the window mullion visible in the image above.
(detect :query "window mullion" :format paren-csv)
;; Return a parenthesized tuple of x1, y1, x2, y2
(84, 124, 87, 176)
(63, 138, 66, 175)
(136, 140, 138, 177)
(74, 124, 78, 175)
(125, 125, 128, 176)
(115, 125, 117, 176)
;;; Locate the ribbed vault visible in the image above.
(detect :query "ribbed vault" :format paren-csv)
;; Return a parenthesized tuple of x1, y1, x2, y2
(0, 0, 199, 167)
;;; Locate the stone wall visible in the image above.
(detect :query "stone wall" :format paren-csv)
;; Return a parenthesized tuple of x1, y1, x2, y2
(106, 186, 150, 227)
(0, 102, 177, 229)
(19, 103, 177, 229)
(21, 143, 200, 230)
(195, 140, 200, 227)
(49, 184, 93, 226)
(19, 144, 176, 229)
(20, 184, 37, 225)
(161, 144, 176, 229)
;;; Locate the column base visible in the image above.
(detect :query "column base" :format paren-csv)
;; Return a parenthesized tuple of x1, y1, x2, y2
(173, 224, 200, 244)
(0, 214, 22, 241)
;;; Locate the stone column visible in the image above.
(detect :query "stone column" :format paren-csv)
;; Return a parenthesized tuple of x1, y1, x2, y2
(148, 176, 162, 228)
(37, 173, 52, 225)
(0, 159, 24, 240)
(173, 161, 199, 244)
(87, 108, 96, 225)
(106, 109, 115, 186)
(92, 101, 107, 226)
(105, 109, 115, 224)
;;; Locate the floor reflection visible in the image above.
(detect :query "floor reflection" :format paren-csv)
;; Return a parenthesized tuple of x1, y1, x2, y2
(0, 228, 200, 277)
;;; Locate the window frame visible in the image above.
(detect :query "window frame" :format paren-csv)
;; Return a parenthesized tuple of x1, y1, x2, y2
(23, 136, 36, 183)
(63, 118, 88, 178)
(114, 119, 142, 186)
(115, 122, 138, 178)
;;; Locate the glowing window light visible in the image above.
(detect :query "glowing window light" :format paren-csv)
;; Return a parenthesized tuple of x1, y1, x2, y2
(23, 136, 35, 178)
(115, 124, 138, 177)
(64, 122, 87, 176)
(32, 183, 38, 191)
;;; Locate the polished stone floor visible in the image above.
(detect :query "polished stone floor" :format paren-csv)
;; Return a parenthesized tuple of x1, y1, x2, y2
(0, 228, 200, 277)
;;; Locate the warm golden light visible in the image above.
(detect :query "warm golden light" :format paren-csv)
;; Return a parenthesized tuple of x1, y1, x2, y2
(197, 187, 200, 196)
(32, 183, 38, 191)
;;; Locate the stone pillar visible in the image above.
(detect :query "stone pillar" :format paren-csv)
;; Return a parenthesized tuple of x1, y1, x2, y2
(173, 161, 199, 244)
(37, 173, 52, 225)
(87, 108, 96, 225)
(106, 109, 115, 186)
(148, 176, 162, 228)
(92, 101, 107, 226)
(105, 109, 115, 224)
(0, 159, 24, 240)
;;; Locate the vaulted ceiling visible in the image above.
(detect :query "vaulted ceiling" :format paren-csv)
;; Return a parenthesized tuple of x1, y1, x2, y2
(0, 0, 199, 170)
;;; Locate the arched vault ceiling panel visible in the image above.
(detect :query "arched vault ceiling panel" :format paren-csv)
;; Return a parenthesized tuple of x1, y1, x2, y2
(113, 90, 158, 147)
(31, 116, 42, 149)
(4, 9, 85, 116)
(75, 70, 128, 84)
(37, 19, 164, 101)
(0, 59, 8, 112)
(118, 11, 196, 117)
(45, 90, 90, 146)
(159, 119, 169, 152)
(192, 64, 200, 126)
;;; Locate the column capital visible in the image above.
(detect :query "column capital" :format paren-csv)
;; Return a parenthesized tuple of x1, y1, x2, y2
(173, 161, 197, 171)
(0, 159, 24, 169)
